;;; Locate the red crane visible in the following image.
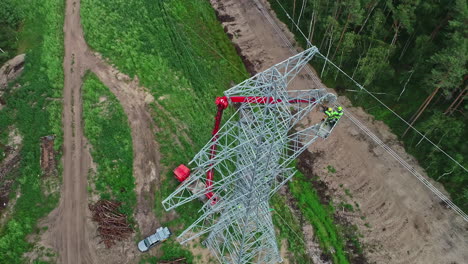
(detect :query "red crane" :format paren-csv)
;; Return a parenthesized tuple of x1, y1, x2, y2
(173, 96, 316, 204)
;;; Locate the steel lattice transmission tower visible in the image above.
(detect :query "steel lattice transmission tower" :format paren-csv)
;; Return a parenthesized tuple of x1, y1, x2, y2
(162, 47, 336, 264)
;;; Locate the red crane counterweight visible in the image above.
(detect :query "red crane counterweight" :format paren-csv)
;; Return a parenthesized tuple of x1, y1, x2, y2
(174, 164, 191, 183)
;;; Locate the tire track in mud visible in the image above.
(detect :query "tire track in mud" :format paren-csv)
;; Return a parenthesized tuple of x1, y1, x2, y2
(39, 0, 161, 263)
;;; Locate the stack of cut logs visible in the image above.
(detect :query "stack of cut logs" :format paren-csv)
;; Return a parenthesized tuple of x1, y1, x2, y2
(89, 200, 132, 248)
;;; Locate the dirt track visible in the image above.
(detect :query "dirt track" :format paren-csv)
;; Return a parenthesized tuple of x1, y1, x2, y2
(38, 0, 161, 263)
(211, 0, 468, 263)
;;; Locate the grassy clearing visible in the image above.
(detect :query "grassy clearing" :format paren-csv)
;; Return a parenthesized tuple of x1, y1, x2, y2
(271, 194, 310, 263)
(139, 240, 194, 264)
(0, 0, 64, 263)
(81, 0, 247, 261)
(82, 73, 135, 218)
(80, 0, 247, 173)
(289, 169, 349, 264)
(80, 0, 348, 262)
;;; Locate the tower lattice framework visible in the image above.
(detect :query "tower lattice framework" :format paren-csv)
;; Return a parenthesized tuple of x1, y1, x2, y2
(163, 47, 336, 264)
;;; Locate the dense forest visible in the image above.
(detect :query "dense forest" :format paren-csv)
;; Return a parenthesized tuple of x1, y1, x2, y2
(270, 0, 468, 211)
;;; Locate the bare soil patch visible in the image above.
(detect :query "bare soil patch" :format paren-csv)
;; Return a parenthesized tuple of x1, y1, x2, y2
(0, 128, 22, 211)
(0, 152, 20, 182)
(0, 153, 20, 209)
(297, 150, 368, 264)
(186, 239, 216, 264)
(0, 54, 25, 90)
(310, 100, 468, 263)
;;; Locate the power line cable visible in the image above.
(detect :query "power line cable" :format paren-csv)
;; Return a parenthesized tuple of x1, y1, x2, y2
(170, 13, 248, 77)
(341, 108, 468, 221)
(272, 0, 467, 173)
(251, 0, 324, 86)
(172, 0, 467, 222)
(317, 53, 468, 173)
(260, 0, 468, 221)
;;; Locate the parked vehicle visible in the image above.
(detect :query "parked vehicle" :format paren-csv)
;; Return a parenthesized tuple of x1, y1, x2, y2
(137, 227, 171, 252)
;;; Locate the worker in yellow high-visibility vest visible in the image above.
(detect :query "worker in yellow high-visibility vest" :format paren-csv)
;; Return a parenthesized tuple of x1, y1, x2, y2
(324, 107, 334, 124)
(333, 106, 343, 121)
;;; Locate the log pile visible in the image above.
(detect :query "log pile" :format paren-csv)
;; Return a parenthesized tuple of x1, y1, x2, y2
(40, 135, 56, 176)
(89, 200, 133, 248)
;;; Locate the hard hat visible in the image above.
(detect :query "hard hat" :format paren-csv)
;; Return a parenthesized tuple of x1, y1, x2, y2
(328, 107, 332, 111)
(337, 106, 342, 111)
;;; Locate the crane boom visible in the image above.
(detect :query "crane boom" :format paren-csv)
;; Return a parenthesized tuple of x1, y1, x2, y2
(174, 95, 317, 204)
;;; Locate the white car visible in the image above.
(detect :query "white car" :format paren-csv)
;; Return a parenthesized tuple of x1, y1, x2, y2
(138, 227, 171, 252)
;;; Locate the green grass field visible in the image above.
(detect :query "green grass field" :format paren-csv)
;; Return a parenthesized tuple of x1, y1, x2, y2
(80, 0, 248, 261)
(79, 0, 354, 262)
(0, 0, 361, 263)
(0, 0, 64, 263)
(82, 73, 135, 218)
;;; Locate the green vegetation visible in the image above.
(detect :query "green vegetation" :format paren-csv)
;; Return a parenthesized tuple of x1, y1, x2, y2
(327, 165, 337, 173)
(289, 170, 349, 264)
(0, 0, 23, 64)
(270, 0, 468, 211)
(139, 240, 194, 264)
(271, 194, 310, 263)
(344, 189, 353, 198)
(80, 0, 248, 260)
(79, 0, 370, 262)
(82, 73, 135, 218)
(338, 202, 354, 212)
(0, 0, 64, 263)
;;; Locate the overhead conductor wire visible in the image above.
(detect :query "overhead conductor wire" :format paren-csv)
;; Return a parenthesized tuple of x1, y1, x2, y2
(271, 0, 467, 173)
(259, 0, 467, 221)
(172, 0, 467, 222)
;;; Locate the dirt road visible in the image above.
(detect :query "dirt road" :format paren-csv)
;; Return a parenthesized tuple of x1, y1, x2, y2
(38, 0, 161, 263)
(211, 0, 468, 263)
(40, 0, 96, 263)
